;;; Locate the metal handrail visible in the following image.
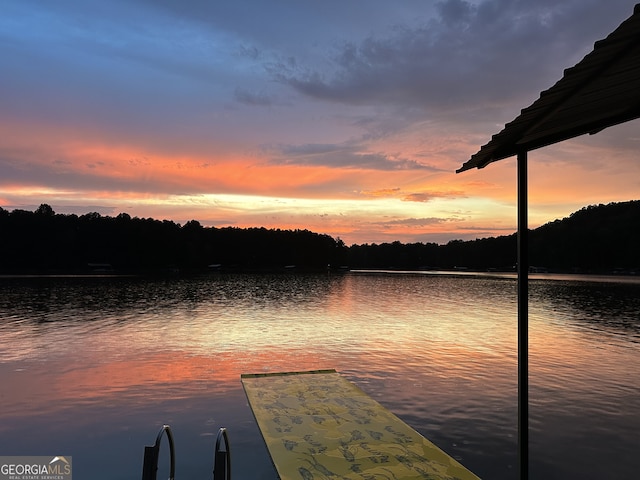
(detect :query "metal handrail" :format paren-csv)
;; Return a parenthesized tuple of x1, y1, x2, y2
(213, 428, 231, 480)
(141, 424, 176, 480)
(140, 424, 230, 479)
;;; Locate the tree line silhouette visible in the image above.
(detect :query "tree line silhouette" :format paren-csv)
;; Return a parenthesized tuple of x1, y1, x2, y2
(0, 200, 638, 275)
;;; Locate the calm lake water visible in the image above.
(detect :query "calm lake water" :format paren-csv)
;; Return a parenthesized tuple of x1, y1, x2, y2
(0, 272, 638, 479)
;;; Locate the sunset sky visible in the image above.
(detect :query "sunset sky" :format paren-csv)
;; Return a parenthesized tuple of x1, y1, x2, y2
(1, 0, 638, 245)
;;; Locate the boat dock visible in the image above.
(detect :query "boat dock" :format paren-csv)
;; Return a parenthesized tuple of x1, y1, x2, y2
(241, 369, 480, 479)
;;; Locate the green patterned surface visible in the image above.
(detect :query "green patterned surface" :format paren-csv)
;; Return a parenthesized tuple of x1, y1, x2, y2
(241, 370, 480, 480)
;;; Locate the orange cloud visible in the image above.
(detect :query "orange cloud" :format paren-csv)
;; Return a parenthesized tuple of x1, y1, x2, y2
(2, 115, 638, 246)
(360, 187, 401, 198)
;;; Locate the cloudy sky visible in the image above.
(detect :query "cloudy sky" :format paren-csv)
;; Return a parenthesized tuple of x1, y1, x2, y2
(1, 0, 638, 245)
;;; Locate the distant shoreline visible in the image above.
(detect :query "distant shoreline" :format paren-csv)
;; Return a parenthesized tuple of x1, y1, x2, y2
(1, 269, 639, 285)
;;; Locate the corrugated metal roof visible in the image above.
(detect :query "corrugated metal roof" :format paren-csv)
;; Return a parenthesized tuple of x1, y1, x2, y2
(458, 3, 640, 173)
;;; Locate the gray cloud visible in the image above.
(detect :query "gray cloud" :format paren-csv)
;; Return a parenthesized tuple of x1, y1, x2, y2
(4, 0, 632, 146)
(234, 87, 276, 106)
(270, 143, 443, 171)
(270, 0, 632, 114)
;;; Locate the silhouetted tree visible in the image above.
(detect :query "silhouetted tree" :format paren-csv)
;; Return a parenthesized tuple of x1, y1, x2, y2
(0, 201, 637, 274)
(35, 203, 55, 216)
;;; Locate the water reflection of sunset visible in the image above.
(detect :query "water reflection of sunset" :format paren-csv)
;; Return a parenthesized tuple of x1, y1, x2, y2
(530, 318, 640, 391)
(1, 348, 327, 417)
(1, 336, 514, 425)
(1, 273, 638, 479)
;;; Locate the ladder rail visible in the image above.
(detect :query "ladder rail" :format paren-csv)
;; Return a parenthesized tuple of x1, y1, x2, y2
(141, 425, 176, 480)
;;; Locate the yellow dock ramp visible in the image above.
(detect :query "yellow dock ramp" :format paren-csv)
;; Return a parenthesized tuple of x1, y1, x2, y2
(241, 369, 480, 480)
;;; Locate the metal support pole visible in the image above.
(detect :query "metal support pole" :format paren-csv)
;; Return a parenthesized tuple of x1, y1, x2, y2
(517, 150, 529, 480)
